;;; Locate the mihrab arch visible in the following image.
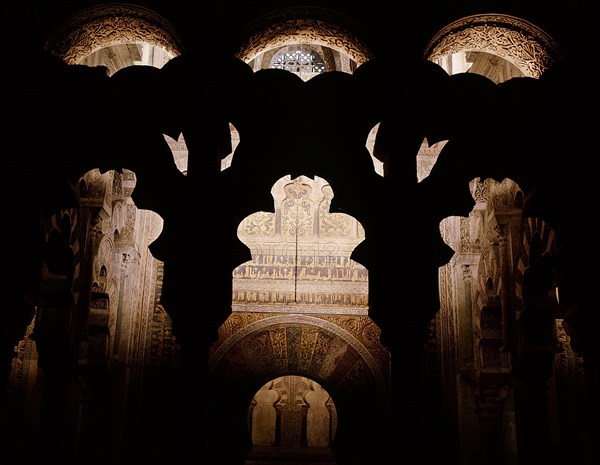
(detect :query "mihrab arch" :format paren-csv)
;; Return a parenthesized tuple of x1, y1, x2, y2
(209, 313, 390, 404)
(207, 313, 391, 465)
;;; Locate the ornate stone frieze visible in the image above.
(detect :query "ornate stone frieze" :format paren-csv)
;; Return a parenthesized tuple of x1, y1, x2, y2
(477, 245, 501, 305)
(324, 315, 388, 366)
(112, 170, 123, 197)
(489, 178, 520, 210)
(209, 313, 389, 402)
(425, 14, 566, 78)
(44, 4, 183, 64)
(80, 169, 109, 202)
(111, 200, 126, 235)
(236, 10, 373, 65)
(459, 216, 471, 253)
(92, 235, 114, 290)
(114, 203, 137, 244)
(234, 175, 368, 311)
(470, 178, 489, 204)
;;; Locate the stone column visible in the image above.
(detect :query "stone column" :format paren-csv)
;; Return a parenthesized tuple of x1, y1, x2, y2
(33, 271, 79, 465)
(496, 222, 515, 353)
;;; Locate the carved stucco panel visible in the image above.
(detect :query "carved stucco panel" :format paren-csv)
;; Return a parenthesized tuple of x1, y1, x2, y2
(437, 264, 458, 354)
(209, 313, 389, 402)
(489, 178, 520, 210)
(82, 169, 109, 201)
(111, 200, 126, 235)
(234, 175, 367, 309)
(237, 16, 372, 65)
(112, 170, 123, 197)
(471, 178, 489, 203)
(440, 214, 479, 255)
(116, 202, 137, 244)
(45, 4, 183, 64)
(425, 14, 566, 78)
(460, 216, 471, 253)
(477, 245, 501, 307)
(325, 315, 389, 369)
(92, 234, 114, 289)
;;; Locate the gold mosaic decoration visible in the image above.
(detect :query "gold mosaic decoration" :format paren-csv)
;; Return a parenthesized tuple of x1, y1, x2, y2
(209, 313, 390, 402)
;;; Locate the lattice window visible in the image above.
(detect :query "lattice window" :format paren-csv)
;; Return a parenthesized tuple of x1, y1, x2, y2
(270, 47, 326, 74)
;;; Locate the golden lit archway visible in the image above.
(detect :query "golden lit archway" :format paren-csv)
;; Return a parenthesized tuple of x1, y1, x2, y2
(44, 3, 183, 65)
(424, 13, 566, 78)
(247, 375, 337, 463)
